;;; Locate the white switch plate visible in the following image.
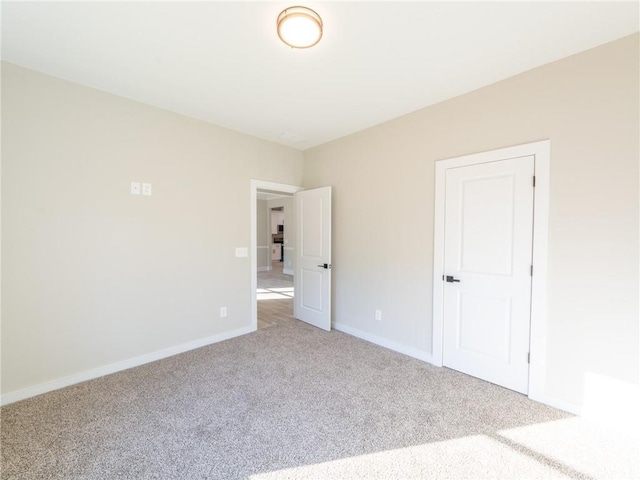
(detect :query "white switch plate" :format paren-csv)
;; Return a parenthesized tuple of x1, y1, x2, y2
(375, 310, 382, 321)
(142, 183, 152, 196)
(130, 182, 141, 195)
(235, 247, 248, 257)
(220, 307, 227, 318)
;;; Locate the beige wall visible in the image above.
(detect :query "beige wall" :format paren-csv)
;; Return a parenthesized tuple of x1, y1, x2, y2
(1, 63, 304, 395)
(303, 34, 639, 407)
(256, 199, 270, 269)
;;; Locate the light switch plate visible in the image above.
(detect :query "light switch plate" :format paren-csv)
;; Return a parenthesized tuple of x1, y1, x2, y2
(131, 182, 141, 195)
(235, 247, 248, 258)
(142, 183, 152, 196)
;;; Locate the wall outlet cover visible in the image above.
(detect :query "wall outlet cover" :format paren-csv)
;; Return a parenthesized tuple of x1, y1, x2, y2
(130, 182, 141, 195)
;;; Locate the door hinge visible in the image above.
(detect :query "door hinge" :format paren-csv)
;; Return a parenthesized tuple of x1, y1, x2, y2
(527, 352, 531, 364)
(530, 265, 533, 276)
(532, 175, 536, 187)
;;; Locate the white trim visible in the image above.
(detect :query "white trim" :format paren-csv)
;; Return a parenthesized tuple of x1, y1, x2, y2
(257, 245, 269, 248)
(432, 140, 551, 404)
(532, 394, 582, 416)
(258, 266, 271, 272)
(0, 325, 253, 406)
(335, 322, 434, 364)
(527, 141, 551, 405)
(432, 155, 446, 367)
(250, 180, 302, 331)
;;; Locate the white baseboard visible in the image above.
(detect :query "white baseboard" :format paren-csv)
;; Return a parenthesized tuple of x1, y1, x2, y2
(257, 266, 270, 272)
(0, 325, 254, 406)
(283, 268, 293, 275)
(529, 392, 582, 415)
(334, 322, 434, 364)
(333, 323, 584, 416)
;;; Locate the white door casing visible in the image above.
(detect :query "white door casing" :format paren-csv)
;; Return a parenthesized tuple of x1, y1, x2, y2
(295, 186, 332, 331)
(432, 140, 551, 407)
(442, 156, 534, 394)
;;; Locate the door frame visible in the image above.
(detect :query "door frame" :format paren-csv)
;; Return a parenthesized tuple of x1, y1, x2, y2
(250, 179, 302, 331)
(432, 140, 550, 403)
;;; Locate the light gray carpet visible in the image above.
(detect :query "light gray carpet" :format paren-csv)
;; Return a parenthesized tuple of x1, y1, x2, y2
(2, 321, 637, 479)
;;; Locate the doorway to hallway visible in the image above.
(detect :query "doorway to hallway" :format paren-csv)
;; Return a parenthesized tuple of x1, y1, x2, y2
(252, 181, 300, 330)
(250, 179, 333, 332)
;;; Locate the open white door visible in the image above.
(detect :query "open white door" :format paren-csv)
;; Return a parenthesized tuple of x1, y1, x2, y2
(294, 186, 332, 331)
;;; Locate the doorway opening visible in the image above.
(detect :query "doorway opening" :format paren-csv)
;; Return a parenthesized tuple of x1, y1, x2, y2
(250, 180, 302, 331)
(257, 201, 294, 329)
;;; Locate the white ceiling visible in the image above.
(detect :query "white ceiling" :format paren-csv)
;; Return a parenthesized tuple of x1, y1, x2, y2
(2, 2, 638, 150)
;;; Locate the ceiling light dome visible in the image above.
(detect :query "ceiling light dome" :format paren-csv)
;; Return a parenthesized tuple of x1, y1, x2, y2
(277, 6, 323, 49)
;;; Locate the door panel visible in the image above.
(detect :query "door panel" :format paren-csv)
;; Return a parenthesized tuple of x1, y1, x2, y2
(300, 195, 323, 257)
(295, 186, 332, 331)
(443, 156, 534, 394)
(460, 174, 515, 274)
(458, 292, 511, 361)
(300, 268, 323, 312)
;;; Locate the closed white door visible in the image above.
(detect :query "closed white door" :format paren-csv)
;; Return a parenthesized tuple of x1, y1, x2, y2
(295, 186, 332, 331)
(443, 156, 534, 394)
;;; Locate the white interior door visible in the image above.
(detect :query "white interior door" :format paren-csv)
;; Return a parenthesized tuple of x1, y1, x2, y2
(295, 186, 332, 331)
(443, 156, 534, 394)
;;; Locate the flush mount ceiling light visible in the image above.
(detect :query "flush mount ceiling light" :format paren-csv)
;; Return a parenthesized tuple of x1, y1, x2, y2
(277, 6, 323, 49)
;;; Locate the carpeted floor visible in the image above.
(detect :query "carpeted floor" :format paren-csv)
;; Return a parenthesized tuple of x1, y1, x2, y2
(2, 321, 638, 479)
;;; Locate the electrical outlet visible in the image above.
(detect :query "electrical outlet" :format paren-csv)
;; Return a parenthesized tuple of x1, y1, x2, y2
(142, 183, 152, 196)
(130, 182, 141, 195)
(220, 307, 227, 318)
(375, 310, 382, 321)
